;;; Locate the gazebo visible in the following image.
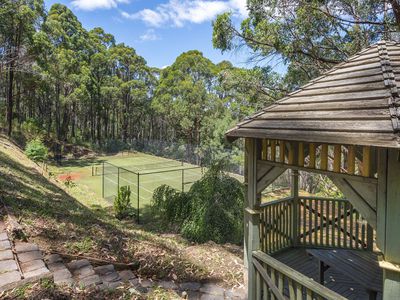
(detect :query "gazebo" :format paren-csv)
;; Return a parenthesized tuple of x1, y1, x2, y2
(226, 41, 400, 300)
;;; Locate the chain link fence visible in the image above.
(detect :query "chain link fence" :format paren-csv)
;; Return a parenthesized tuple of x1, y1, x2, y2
(128, 139, 244, 176)
(97, 161, 203, 223)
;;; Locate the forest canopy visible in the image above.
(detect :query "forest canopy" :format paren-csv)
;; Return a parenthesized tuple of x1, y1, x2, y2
(2, 0, 400, 160)
(0, 1, 281, 160)
(213, 0, 400, 88)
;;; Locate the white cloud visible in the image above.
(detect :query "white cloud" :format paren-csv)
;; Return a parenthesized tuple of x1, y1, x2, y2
(140, 29, 160, 41)
(121, 0, 247, 27)
(71, 0, 129, 10)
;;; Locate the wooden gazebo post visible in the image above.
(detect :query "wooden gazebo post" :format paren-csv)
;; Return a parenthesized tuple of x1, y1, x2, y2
(377, 149, 400, 298)
(244, 138, 260, 300)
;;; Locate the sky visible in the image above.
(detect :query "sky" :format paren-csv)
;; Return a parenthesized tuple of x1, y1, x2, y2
(43, 0, 266, 69)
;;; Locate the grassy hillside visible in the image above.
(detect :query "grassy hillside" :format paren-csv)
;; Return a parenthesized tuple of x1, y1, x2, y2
(0, 135, 244, 297)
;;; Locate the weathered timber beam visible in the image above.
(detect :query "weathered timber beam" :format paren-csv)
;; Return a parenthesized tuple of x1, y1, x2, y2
(328, 176, 377, 229)
(256, 163, 286, 194)
(342, 178, 377, 211)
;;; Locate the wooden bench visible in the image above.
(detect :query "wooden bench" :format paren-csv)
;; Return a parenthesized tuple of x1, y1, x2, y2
(306, 249, 382, 300)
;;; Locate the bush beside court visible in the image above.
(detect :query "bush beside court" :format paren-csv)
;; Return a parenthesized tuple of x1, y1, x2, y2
(152, 162, 244, 244)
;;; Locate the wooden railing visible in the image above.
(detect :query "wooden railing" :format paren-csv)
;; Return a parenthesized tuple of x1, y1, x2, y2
(260, 197, 294, 254)
(260, 196, 373, 255)
(253, 250, 347, 300)
(298, 197, 373, 250)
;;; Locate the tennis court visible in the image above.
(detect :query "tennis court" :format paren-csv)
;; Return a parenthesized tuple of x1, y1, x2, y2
(53, 151, 243, 222)
(52, 152, 203, 220)
(97, 153, 204, 222)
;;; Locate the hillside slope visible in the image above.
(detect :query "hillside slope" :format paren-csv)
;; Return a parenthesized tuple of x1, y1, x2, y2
(0, 135, 244, 298)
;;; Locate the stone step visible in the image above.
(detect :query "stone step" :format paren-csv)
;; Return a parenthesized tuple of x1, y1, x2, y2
(0, 249, 14, 261)
(53, 267, 74, 286)
(118, 269, 136, 282)
(93, 264, 115, 275)
(44, 253, 63, 265)
(0, 232, 8, 241)
(0, 233, 52, 292)
(0, 259, 19, 273)
(67, 259, 91, 271)
(15, 242, 39, 253)
(17, 250, 43, 263)
(0, 271, 21, 288)
(42, 253, 247, 300)
(15, 242, 50, 280)
(0, 239, 11, 251)
(78, 273, 102, 288)
(0, 227, 21, 291)
(20, 258, 46, 273)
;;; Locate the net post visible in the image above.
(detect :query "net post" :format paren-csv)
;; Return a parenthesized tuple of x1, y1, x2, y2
(137, 173, 140, 224)
(102, 162, 105, 198)
(117, 168, 120, 192)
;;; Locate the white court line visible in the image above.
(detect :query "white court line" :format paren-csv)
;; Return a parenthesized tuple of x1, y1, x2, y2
(104, 175, 152, 200)
(104, 167, 204, 199)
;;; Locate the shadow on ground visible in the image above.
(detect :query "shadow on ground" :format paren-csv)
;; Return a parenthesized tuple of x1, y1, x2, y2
(0, 146, 243, 285)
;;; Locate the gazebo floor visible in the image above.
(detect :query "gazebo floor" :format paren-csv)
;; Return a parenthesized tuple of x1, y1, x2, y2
(272, 248, 382, 300)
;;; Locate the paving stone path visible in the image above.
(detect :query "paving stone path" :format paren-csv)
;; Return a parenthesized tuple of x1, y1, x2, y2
(0, 221, 51, 292)
(0, 221, 246, 299)
(45, 253, 246, 299)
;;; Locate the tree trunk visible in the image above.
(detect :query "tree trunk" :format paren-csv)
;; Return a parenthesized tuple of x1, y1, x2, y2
(6, 63, 14, 136)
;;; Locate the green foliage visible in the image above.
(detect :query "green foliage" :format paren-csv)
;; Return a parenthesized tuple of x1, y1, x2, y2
(64, 174, 76, 188)
(152, 162, 244, 244)
(213, 1, 396, 87)
(114, 186, 132, 219)
(20, 119, 46, 140)
(66, 236, 94, 253)
(25, 138, 48, 162)
(212, 12, 234, 52)
(152, 185, 189, 226)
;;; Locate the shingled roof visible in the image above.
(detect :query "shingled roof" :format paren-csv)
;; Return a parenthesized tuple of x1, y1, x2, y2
(226, 41, 400, 148)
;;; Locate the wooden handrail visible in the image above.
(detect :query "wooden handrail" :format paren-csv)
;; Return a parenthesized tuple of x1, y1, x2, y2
(253, 250, 347, 300)
(253, 259, 286, 300)
(260, 196, 293, 207)
(298, 196, 347, 202)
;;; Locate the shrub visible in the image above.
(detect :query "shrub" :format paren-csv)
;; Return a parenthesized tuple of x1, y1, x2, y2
(152, 185, 190, 225)
(64, 175, 76, 188)
(151, 161, 244, 244)
(114, 186, 132, 219)
(25, 138, 48, 163)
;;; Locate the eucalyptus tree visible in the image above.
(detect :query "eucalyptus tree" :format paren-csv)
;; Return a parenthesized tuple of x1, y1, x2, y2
(86, 28, 115, 143)
(0, 0, 44, 136)
(33, 4, 90, 144)
(152, 50, 221, 146)
(213, 0, 399, 87)
(109, 43, 153, 142)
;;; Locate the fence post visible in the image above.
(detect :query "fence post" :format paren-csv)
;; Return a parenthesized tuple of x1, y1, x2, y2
(137, 174, 140, 224)
(102, 162, 105, 198)
(181, 169, 185, 192)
